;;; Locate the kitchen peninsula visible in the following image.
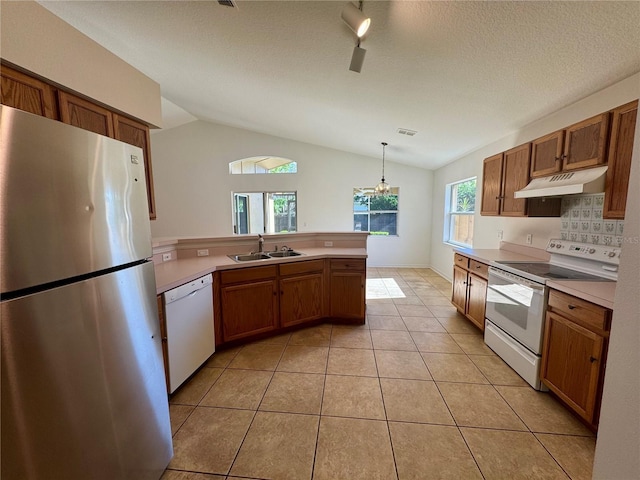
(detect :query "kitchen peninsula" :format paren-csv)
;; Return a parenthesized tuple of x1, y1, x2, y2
(154, 232, 368, 337)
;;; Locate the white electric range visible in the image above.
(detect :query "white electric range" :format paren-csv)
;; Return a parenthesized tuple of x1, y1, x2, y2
(484, 239, 619, 390)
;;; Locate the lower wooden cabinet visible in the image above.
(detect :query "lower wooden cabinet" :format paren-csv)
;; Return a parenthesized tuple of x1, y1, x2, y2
(329, 259, 366, 321)
(466, 273, 487, 329)
(541, 289, 611, 428)
(220, 266, 278, 342)
(280, 260, 324, 327)
(451, 254, 487, 331)
(157, 294, 170, 393)
(216, 257, 366, 344)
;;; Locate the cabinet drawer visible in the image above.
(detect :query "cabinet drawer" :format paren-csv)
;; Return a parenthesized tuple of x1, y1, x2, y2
(279, 259, 324, 276)
(454, 253, 469, 270)
(221, 265, 277, 285)
(330, 258, 365, 271)
(548, 290, 610, 332)
(468, 259, 489, 279)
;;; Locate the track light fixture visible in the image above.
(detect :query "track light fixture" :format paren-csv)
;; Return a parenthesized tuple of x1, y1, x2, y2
(341, 2, 371, 37)
(374, 142, 391, 196)
(342, 1, 370, 73)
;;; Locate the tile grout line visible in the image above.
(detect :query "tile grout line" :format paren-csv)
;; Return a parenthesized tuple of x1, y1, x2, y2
(310, 324, 332, 480)
(373, 345, 401, 480)
(168, 347, 243, 437)
(224, 335, 291, 478)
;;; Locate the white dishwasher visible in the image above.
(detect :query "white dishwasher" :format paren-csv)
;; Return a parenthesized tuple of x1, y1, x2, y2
(164, 273, 215, 393)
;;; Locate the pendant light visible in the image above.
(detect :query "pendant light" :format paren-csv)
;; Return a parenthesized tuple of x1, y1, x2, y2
(374, 142, 390, 196)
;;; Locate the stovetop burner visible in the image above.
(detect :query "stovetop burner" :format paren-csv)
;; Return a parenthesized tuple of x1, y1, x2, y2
(495, 261, 613, 282)
(490, 239, 620, 283)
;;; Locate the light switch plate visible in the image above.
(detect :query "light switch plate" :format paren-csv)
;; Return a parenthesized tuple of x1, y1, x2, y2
(162, 253, 172, 261)
(197, 249, 209, 256)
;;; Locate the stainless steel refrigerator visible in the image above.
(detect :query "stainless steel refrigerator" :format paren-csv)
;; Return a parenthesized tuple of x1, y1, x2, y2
(0, 105, 173, 479)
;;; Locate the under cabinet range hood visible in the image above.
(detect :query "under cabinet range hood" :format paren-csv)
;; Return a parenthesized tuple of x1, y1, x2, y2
(514, 166, 608, 198)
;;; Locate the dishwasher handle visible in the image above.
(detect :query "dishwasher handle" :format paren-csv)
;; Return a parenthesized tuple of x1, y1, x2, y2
(164, 273, 213, 305)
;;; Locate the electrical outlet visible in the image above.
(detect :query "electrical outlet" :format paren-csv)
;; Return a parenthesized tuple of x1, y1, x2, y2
(497, 230, 503, 240)
(162, 253, 172, 262)
(324, 241, 333, 247)
(197, 249, 209, 257)
(526, 234, 533, 245)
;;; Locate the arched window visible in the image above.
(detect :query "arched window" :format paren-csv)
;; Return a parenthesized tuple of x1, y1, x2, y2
(229, 156, 297, 174)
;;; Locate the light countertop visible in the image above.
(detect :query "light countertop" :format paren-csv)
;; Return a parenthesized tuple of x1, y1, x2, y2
(546, 280, 616, 310)
(453, 246, 616, 310)
(154, 247, 367, 295)
(453, 247, 547, 264)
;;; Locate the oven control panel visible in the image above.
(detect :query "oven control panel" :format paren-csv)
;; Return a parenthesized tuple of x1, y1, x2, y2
(546, 239, 620, 265)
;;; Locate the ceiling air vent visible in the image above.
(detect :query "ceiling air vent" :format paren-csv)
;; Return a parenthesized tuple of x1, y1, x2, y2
(218, 0, 238, 8)
(397, 128, 417, 137)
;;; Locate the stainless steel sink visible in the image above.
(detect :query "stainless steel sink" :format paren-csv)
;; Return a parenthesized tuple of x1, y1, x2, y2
(268, 251, 303, 258)
(228, 253, 271, 262)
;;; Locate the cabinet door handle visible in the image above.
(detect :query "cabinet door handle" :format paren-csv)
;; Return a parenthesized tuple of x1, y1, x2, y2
(568, 304, 577, 310)
(590, 356, 598, 363)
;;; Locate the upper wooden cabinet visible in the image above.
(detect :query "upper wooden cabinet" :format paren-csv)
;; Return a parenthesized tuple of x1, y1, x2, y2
(501, 144, 531, 217)
(58, 91, 114, 137)
(0, 65, 57, 119)
(531, 113, 610, 177)
(113, 114, 157, 219)
(530, 130, 564, 178)
(563, 113, 610, 171)
(480, 153, 503, 216)
(0, 64, 157, 220)
(604, 100, 638, 219)
(481, 145, 534, 217)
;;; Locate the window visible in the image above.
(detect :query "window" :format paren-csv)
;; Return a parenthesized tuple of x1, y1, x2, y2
(444, 177, 476, 247)
(353, 187, 399, 236)
(229, 157, 297, 174)
(232, 192, 297, 234)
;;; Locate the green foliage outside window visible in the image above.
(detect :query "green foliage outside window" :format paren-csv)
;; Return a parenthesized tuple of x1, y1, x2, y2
(454, 178, 476, 212)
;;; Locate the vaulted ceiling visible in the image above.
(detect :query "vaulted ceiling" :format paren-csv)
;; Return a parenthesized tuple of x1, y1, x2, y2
(40, 1, 640, 170)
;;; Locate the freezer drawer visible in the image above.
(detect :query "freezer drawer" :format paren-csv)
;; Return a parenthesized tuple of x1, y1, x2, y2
(1, 262, 172, 480)
(165, 274, 215, 393)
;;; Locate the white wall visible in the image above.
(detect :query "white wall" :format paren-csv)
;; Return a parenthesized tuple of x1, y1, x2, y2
(150, 120, 433, 267)
(592, 103, 640, 480)
(1, 1, 162, 127)
(429, 73, 640, 279)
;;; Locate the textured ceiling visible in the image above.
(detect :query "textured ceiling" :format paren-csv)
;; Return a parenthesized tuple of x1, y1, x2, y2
(39, 1, 640, 170)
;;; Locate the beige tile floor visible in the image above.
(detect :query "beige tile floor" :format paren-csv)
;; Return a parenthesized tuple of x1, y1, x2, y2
(162, 267, 596, 480)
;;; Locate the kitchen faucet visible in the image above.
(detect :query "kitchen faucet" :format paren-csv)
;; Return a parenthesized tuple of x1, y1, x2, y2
(258, 234, 264, 253)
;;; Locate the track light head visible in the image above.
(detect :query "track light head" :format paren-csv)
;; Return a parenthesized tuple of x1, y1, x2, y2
(341, 2, 371, 38)
(349, 45, 367, 73)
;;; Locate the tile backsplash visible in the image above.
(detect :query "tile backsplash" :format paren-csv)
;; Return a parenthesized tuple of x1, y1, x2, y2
(560, 194, 624, 246)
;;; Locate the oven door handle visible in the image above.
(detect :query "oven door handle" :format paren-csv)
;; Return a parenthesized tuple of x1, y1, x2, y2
(488, 267, 545, 292)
